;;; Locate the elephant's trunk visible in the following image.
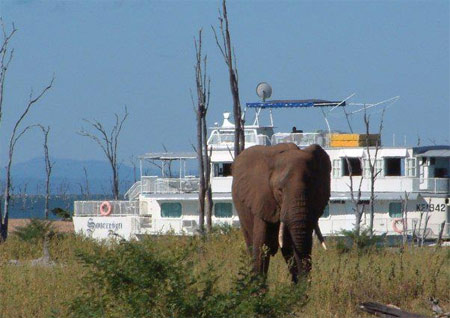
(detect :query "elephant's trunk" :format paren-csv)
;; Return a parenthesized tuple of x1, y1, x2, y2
(285, 194, 314, 274)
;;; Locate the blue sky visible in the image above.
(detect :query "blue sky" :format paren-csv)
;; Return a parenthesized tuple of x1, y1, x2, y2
(1, 0, 449, 164)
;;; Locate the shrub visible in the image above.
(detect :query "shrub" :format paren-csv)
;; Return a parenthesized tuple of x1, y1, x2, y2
(51, 207, 72, 220)
(339, 229, 383, 254)
(13, 219, 55, 243)
(69, 238, 306, 318)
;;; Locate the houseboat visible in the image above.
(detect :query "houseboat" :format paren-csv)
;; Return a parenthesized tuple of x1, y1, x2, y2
(73, 98, 449, 241)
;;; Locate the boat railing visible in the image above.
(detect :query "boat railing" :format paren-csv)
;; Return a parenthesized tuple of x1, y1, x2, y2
(141, 176, 200, 194)
(257, 134, 271, 146)
(74, 200, 139, 217)
(124, 181, 142, 200)
(271, 132, 328, 148)
(320, 218, 449, 239)
(208, 130, 269, 148)
(416, 177, 449, 194)
(331, 177, 449, 194)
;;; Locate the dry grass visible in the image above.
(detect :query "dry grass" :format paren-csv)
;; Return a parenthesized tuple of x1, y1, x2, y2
(0, 228, 448, 318)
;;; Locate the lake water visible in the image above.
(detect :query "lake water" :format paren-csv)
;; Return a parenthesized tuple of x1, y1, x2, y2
(3, 195, 110, 219)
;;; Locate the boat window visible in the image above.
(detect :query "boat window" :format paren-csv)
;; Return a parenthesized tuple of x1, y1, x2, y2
(161, 202, 182, 218)
(320, 205, 330, 218)
(332, 159, 341, 178)
(385, 158, 403, 176)
(435, 168, 448, 178)
(405, 158, 416, 177)
(388, 202, 402, 218)
(214, 163, 232, 177)
(244, 131, 256, 143)
(214, 203, 233, 218)
(343, 158, 362, 176)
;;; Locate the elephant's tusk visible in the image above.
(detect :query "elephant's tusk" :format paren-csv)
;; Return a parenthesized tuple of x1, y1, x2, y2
(278, 222, 285, 248)
(314, 223, 327, 250)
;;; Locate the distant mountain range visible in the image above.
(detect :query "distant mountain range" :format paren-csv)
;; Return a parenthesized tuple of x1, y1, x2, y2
(1, 157, 154, 195)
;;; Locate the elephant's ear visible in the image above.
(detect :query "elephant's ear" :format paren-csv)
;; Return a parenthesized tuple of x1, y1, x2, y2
(232, 143, 298, 223)
(303, 144, 331, 217)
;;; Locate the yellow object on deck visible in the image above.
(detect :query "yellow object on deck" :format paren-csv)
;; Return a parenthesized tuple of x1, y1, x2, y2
(329, 134, 380, 147)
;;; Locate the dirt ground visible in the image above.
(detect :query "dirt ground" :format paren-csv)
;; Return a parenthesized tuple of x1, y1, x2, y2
(8, 219, 74, 234)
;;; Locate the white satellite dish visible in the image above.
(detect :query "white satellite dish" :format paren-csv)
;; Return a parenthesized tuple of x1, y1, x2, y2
(256, 82, 272, 101)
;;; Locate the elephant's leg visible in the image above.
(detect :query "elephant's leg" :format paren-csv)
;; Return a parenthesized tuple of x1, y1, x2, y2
(235, 205, 254, 255)
(242, 227, 253, 254)
(261, 222, 279, 275)
(252, 217, 270, 275)
(280, 233, 298, 283)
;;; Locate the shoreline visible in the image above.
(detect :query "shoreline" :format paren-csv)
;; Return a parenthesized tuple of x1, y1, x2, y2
(7, 219, 74, 234)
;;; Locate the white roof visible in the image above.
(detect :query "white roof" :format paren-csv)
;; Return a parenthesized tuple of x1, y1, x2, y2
(139, 152, 197, 160)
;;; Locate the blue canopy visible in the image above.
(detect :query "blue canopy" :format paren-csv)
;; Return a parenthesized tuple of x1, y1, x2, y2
(246, 99, 346, 109)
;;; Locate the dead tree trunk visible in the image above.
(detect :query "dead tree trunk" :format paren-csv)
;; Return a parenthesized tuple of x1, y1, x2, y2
(192, 29, 212, 233)
(83, 166, 90, 199)
(364, 107, 385, 238)
(1, 76, 53, 242)
(0, 20, 16, 241)
(359, 302, 429, 318)
(401, 191, 409, 245)
(213, 0, 244, 157)
(203, 122, 213, 231)
(78, 107, 128, 200)
(0, 19, 16, 128)
(346, 156, 365, 235)
(39, 125, 53, 220)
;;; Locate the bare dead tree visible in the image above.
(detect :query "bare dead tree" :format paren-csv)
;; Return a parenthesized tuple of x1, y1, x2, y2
(436, 221, 446, 247)
(2, 122, 45, 240)
(161, 144, 173, 177)
(345, 157, 365, 235)
(420, 198, 432, 247)
(401, 191, 409, 245)
(19, 182, 29, 211)
(364, 106, 385, 238)
(191, 29, 213, 233)
(83, 166, 90, 199)
(212, 0, 244, 157)
(0, 20, 54, 241)
(38, 125, 53, 219)
(1, 82, 53, 241)
(0, 19, 16, 127)
(342, 105, 354, 134)
(129, 156, 138, 183)
(78, 106, 128, 200)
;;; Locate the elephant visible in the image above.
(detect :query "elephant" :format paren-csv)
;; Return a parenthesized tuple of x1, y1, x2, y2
(232, 143, 331, 283)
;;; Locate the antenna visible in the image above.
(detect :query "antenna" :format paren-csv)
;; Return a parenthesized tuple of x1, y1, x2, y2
(255, 82, 273, 127)
(256, 82, 272, 102)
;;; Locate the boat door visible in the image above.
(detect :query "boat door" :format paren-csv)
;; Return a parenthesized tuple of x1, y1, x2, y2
(419, 157, 428, 190)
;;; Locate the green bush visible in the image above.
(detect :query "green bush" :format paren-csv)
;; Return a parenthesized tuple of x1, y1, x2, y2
(51, 207, 72, 220)
(338, 229, 383, 254)
(69, 238, 306, 318)
(13, 219, 55, 243)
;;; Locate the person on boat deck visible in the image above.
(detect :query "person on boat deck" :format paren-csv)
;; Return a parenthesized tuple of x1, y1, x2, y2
(292, 126, 303, 133)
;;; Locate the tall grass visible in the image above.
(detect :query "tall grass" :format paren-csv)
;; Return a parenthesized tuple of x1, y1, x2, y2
(0, 228, 448, 317)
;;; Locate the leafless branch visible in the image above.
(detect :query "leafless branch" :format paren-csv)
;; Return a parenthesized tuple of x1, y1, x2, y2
(193, 28, 213, 232)
(212, 0, 244, 157)
(345, 156, 364, 234)
(0, 19, 17, 125)
(78, 106, 128, 199)
(37, 125, 53, 219)
(364, 105, 385, 238)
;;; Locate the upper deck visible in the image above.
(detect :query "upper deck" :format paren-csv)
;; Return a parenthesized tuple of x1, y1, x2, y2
(126, 100, 449, 199)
